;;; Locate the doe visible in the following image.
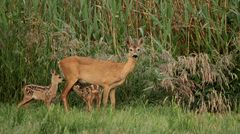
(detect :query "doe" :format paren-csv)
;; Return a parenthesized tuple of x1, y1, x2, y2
(59, 37, 143, 111)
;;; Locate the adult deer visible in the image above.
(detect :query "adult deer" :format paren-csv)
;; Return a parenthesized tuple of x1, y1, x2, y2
(59, 37, 143, 111)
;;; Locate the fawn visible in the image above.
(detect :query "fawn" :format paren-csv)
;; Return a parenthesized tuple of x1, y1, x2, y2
(59, 37, 143, 111)
(72, 81, 102, 112)
(17, 70, 63, 109)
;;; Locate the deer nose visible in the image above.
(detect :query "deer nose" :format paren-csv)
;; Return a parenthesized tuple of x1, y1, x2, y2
(132, 55, 138, 58)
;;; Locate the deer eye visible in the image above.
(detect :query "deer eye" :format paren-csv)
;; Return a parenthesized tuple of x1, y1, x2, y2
(137, 48, 140, 51)
(129, 48, 133, 51)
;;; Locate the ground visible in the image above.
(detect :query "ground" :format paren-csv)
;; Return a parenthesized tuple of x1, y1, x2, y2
(0, 103, 239, 134)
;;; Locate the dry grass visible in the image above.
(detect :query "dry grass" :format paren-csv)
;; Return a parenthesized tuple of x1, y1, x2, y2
(159, 50, 237, 113)
(51, 24, 82, 60)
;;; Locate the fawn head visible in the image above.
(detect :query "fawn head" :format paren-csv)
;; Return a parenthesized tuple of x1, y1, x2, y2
(51, 70, 63, 84)
(126, 37, 144, 58)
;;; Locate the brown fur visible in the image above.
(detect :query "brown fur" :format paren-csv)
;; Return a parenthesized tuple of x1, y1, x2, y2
(72, 81, 102, 112)
(17, 70, 63, 109)
(59, 37, 143, 111)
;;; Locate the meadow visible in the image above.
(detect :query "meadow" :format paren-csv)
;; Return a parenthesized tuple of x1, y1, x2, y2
(0, 0, 240, 133)
(0, 103, 240, 134)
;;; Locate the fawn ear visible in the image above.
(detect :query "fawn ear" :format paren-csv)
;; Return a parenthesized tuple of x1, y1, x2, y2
(138, 37, 144, 46)
(51, 69, 56, 75)
(126, 36, 133, 47)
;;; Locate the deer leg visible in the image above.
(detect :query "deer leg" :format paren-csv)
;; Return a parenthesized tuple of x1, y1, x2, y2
(86, 96, 92, 112)
(103, 87, 111, 108)
(96, 93, 102, 110)
(22, 101, 31, 108)
(45, 99, 52, 110)
(61, 80, 77, 111)
(17, 96, 32, 108)
(110, 89, 116, 110)
(89, 96, 94, 112)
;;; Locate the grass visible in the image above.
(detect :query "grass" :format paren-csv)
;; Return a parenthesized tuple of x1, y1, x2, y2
(0, 0, 239, 105)
(0, 1, 240, 132)
(0, 103, 239, 134)
(0, 1, 239, 133)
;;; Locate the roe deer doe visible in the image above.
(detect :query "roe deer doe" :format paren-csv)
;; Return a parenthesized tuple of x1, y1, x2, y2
(72, 81, 102, 112)
(59, 37, 143, 111)
(17, 70, 63, 109)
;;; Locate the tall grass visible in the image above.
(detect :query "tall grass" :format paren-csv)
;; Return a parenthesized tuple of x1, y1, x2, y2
(158, 51, 238, 113)
(0, 0, 239, 111)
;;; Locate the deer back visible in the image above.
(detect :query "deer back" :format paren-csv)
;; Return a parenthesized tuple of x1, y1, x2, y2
(23, 84, 50, 100)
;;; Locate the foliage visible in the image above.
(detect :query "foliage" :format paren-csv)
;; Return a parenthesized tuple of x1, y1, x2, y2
(0, 0, 239, 112)
(158, 50, 238, 113)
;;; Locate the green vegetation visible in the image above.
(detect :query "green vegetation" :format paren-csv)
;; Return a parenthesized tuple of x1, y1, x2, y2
(0, 104, 240, 134)
(0, 0, 239, 113)
(0, 1, 240, 133)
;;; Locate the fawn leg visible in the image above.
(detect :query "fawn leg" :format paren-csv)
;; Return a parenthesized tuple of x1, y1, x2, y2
(109, 89, 116, 110)
(90, 98, 94, 112)
(86, 97, 92, 112)
(22, 99, 33, 107)
(45, 99, 52, 110)
(61, 80, 76, 111)
(17, 97, 32, 108)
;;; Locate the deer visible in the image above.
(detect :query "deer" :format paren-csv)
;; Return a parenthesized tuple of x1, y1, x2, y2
(17, 70, 63, 109)
(58, 37, 143, 111)
(72, 81, 102, 112)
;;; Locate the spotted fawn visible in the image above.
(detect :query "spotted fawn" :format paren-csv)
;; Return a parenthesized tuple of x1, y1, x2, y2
(18, 70, 63, 109)
(72, 81, 102, 112)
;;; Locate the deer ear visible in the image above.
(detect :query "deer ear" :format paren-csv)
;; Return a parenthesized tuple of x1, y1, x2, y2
(138, 37, 144, 46)
(51, 69, 56, 74)
(126, 36, 133, 47)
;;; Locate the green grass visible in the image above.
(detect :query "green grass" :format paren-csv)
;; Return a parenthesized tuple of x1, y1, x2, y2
(0, 103, 239, 134)
(0, 0, 239, 108)
(0, 1, 239, 133)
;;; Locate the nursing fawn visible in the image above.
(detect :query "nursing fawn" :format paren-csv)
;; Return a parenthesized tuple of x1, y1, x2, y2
(17, 70, 63, 109)
(59, 37, 143, 111)
(72, 81, 102, 112)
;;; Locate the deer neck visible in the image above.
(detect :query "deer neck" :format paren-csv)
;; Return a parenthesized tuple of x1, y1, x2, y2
(49, 82, 58, 96)
(121, 56, 137, 78)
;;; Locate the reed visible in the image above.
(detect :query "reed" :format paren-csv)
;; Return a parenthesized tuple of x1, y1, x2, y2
(0, 0, 239, 112)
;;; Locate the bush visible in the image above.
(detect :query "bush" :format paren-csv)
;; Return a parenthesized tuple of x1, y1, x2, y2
(158, 50, 239, 113)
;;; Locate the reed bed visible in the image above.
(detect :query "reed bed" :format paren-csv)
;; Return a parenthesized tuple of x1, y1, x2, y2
(0, 0, 239, 112)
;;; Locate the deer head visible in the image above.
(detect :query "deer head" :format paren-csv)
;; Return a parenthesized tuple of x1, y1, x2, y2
(51, 70, 63, 84)
(126, 37, 144, 58)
